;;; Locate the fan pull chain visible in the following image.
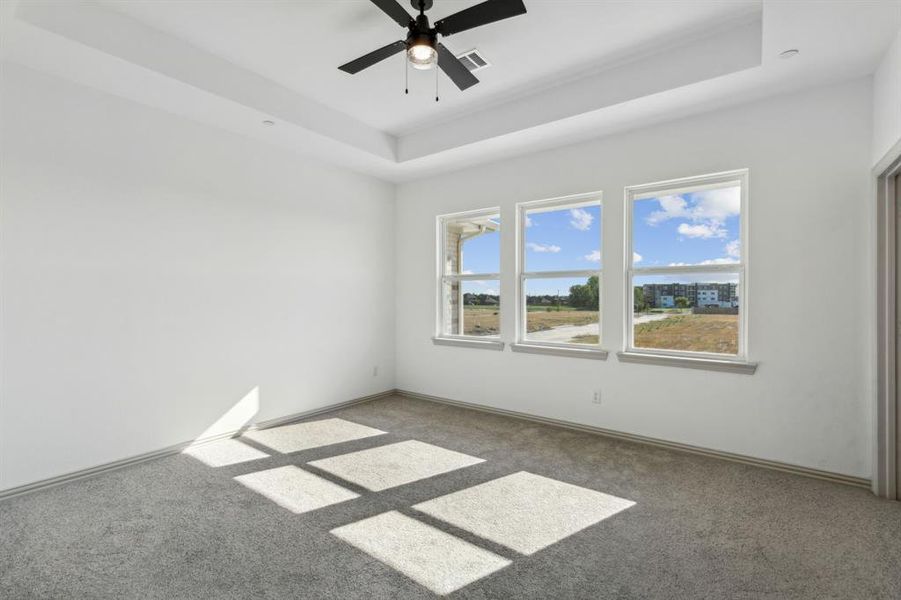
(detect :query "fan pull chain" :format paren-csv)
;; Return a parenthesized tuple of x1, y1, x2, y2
(435, 65, 439, 102)
(404, 55, 409, 95)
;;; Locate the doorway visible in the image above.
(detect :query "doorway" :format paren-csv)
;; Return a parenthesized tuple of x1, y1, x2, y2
(876, 158, 901, 500)
(896, 171, 901, 498)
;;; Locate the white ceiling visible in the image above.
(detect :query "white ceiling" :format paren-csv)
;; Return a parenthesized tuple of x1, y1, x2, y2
(96, 0, 762, 135)
(1, 1, 899, 182)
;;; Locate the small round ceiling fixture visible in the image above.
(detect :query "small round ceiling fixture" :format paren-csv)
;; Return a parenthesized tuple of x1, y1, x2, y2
(262, 119, 275, 126)
(779, 49, 800, 59)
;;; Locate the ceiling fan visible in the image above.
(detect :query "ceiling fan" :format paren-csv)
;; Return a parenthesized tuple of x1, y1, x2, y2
(339, 0, 527, 95)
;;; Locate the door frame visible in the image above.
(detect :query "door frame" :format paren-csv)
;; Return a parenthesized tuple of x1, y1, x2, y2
(875, 143, 901, 500)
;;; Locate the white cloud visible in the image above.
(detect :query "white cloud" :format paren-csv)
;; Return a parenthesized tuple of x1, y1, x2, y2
(633, 252, 643, 263)
(527, 242, 561, 253)
(691, 186, 740, 223)
(646, 187, 740, 241)
(668, 257, 737, 266)
(649, 187, 739, 224)
(677, 222, 727, 239)
(725, 239, 741, 258)
(524, 215, 534, 227)
(584, 250, 601, 262)
(472, 281, 498, 295)
(646, 195, 689, 225)
(461, 270, 474, 275)
(569, 208, 594, 231)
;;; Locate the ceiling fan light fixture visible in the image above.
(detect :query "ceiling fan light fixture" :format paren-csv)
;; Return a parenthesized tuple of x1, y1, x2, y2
(338, 0, 528, 91)
(407, 41, 437, 70)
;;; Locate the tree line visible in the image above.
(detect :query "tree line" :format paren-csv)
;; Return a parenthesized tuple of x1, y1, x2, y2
(524, 275, 599, 309)
(464, 275, 602, 309)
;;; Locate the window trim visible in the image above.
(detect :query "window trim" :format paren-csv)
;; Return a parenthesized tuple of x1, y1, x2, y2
(623, 169, 750, 363)
(435, 207, 503, 345)
(515, 191, 605, 354)
(432, 336, 505, 351)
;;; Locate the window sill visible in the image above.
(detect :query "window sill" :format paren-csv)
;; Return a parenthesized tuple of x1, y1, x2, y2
(616, 351, 757, 374)
(511, 343, 608, 360)
(432, 336, 505, 351)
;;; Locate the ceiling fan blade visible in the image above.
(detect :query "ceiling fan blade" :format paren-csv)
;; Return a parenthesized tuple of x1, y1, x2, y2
(437, 43, 479, 91)
(339, 40, 407, 74)
(369, 0, 414, 27)
(435, 0, 526, 37)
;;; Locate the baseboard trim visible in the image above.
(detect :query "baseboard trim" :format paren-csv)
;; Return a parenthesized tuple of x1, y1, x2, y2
(0, 389, 394, 502)
(395, 389, 871, 490)
(1, 387, 871, 501)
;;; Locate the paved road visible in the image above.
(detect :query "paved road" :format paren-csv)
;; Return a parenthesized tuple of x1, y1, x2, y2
(527, 323, 599, 342)
(526, 313, 677, 343)
(634, 313, 676, 324)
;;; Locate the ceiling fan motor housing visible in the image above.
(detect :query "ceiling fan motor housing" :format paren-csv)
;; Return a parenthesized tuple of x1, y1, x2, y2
(407, 14, 437, 51)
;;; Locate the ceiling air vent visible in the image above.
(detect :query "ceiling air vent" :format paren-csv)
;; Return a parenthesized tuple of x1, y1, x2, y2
(455, 49, 491, 72)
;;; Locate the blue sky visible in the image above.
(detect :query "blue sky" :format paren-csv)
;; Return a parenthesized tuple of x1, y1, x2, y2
(633, 185, 741, 269)
(523, 204, 601, 295)
(460, 207, 602, 296)
(460, 224, 501, 274)
(458, 186, 740, 296)
(524, 205, 601, 271)
(631, 185, 741, 285)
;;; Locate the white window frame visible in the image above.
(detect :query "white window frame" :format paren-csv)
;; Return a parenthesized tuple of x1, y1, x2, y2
(434, 207, 503, 348)
(623, 169, 750, 363)
(514, 192, 606, 357)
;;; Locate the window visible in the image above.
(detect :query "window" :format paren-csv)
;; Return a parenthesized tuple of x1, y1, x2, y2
(516, 193, 603, 352)
(625, 170, 748, 360)
(436, 209, 501, 342)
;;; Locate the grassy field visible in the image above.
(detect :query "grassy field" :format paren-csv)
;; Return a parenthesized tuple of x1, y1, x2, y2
(461, 306, 598, 336)
(461, 308, 737, 355)
(461, 306, 500, 336)
(527, 310, 598, 331)
(634, 314, 738, 354)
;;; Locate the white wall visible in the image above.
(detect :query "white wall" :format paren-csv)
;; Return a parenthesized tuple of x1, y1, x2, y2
(396, 78, 873, 478)
(873, 29, 901, 166)
(0, 65, 396, 491)
(0, 63, 880, 491)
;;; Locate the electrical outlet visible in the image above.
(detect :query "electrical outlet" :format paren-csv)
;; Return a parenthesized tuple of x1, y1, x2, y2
(372, 365, 379, 377)
(592, 390, 602, 405)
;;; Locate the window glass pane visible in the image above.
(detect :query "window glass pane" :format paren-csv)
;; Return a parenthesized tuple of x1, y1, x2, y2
(524, 276, 599, 345)
(524, 204, 601, 271)
(443, 280, 500, 337)
(444, 214, 500, 275)
(632, 183, 740, 267)
(632, 273, 739, 355)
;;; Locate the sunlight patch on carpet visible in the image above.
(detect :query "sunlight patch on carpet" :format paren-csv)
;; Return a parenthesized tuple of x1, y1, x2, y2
(234, 465, 358, 514)
(413, 471, 635, 555)
(183, 438, 268, 467)
(241, 418, 386, 453)
(308, 440, 484, 491)
(331, 511, 510, 595)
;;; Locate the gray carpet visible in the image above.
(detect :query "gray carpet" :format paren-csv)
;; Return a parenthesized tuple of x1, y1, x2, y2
(1, 395, 899, 599)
